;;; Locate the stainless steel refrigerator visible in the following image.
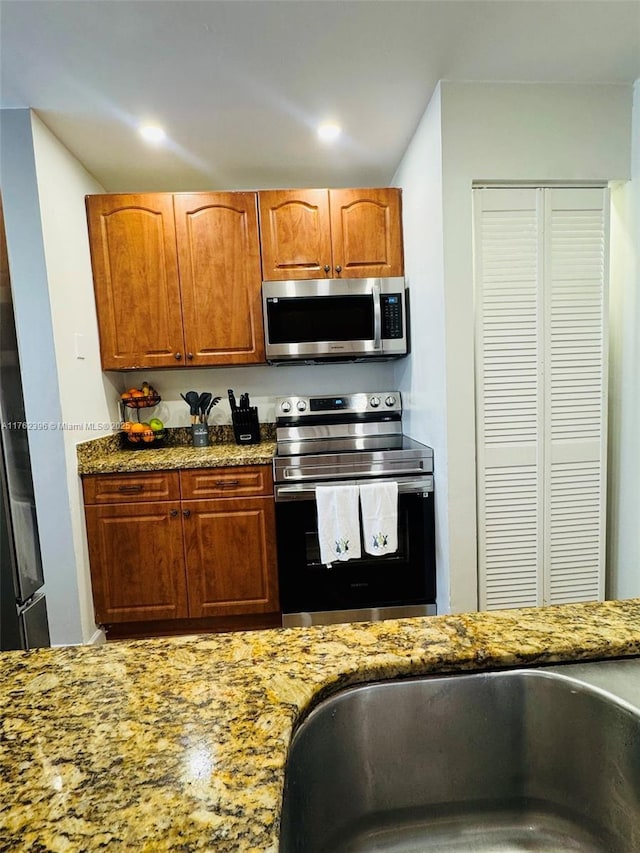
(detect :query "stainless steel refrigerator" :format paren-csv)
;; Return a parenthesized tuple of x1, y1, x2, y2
(0, 199, 50, 650)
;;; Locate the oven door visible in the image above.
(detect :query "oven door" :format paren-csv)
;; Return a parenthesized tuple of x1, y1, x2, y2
(275, 480, 436, 625)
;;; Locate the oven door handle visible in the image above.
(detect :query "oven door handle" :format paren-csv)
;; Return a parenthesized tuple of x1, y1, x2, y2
(275, 476, 433, 502)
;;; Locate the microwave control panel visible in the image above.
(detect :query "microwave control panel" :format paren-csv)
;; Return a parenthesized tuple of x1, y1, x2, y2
(381, 294, 404, 339)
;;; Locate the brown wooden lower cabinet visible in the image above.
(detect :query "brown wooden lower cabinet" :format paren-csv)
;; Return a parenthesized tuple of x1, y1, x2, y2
(183, 496, 277, 617)
(84, 500, 188, 623)
(82, 466, 280, 637)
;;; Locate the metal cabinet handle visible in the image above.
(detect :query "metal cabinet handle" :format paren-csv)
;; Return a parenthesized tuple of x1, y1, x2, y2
(187, 352, 194, 360)
(215, 480, 240, 488)
(335, 265, 342, 274)
(169, 509, 178, 518)
(323, 264, 331, 273)
(174, 352, 182, 360)
(117, 484, 143, 493)
(183, 509, 191, 518)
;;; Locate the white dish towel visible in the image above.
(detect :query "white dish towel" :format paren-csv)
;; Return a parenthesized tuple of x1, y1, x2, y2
(359, 481, 399, 556)
(316, 484, 362, 566)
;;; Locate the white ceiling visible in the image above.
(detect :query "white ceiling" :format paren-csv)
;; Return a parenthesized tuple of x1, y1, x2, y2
(1, 0, 639, 192)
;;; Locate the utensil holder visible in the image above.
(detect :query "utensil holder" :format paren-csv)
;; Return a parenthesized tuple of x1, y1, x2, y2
(232, 407, 261, 445)
(191, 423, 210, 447)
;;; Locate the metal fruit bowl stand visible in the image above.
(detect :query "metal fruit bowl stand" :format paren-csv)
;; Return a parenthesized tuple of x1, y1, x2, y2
(120, 395, 165, 449)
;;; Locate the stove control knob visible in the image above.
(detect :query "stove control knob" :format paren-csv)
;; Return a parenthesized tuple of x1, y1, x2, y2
(296, 400, 307, 412)
(369, 396, 381, 408)
(385, 395, 397, 407)
(280, 400, 292, 413)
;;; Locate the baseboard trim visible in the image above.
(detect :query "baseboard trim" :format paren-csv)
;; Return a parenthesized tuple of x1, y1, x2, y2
(86, 627, 107, 645)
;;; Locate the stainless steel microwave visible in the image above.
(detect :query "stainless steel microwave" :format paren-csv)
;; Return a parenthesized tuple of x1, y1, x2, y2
(262, 278, 409, 363)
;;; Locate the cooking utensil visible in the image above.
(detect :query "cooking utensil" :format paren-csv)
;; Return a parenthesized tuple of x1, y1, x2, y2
(228, 389, 237, 411)
(181, 391, 201, 424)
(198, 392, 212, 423)
(205, 396, 222, 423)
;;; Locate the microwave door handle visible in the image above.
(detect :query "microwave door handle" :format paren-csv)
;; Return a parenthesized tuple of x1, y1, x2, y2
(372, 281, 382, 350)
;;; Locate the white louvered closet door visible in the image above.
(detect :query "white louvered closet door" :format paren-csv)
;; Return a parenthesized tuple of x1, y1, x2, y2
(543, 188, 608, 604)
(474, 187, 608, 610)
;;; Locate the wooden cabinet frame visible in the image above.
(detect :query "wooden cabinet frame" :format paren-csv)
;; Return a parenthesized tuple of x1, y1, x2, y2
(83, 466, 279, 631)
(86, 192, 265, 369)
(258, 187, 404, 280)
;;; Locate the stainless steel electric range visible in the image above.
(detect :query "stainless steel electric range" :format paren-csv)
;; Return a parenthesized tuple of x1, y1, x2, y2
(273, 391, 436, 627)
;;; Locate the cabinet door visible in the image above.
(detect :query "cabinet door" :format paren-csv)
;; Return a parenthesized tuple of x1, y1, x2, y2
(258, 189, 332, 280)
(183, 496, 279, 617)
(86, 194, 185, 369)
(174, 192, 265, 365)
(84, 501, 188, 623)
(329, 188, 404, 278)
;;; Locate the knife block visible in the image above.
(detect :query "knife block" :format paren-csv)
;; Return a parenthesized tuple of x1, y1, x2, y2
(232, 407, 261, 445)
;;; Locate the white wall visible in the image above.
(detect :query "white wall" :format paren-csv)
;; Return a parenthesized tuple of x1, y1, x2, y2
(0, 110, 85, 644)
(30, 113, 118, 643)
(608, 80, 640, 599)
(396, 82, 634, 613)
(391, 84, 450, 613)
(123, 362, 397, 428)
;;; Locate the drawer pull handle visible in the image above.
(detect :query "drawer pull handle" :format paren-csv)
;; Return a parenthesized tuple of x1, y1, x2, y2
(117, 484, 144, 493)
(215, 480, 240, 488)
(170, 509, 178, 518)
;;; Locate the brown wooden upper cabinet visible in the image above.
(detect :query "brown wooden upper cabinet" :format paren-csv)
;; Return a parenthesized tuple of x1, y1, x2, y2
(258, 187, 404, 280)
(86, 192, 265, 370)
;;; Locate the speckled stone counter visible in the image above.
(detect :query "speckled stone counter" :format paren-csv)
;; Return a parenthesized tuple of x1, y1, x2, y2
(2, 599, 640, 852)
(77, 426, 276, 474)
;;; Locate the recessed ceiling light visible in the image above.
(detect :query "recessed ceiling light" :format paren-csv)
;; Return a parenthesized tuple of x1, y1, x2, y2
(138, 124, 166, 144)
(317, 122, 341, 142)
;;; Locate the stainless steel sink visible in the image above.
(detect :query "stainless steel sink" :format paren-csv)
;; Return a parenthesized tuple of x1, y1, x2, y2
(279, 659, 640, 852)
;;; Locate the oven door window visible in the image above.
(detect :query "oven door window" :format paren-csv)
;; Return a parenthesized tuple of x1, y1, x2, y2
(303, 515, 409, 569)
(266, 295, 374, 344)
(276, 491, 435, 613)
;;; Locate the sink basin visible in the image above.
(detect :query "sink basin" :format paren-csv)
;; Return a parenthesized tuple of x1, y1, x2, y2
(279, 662, 640, 852)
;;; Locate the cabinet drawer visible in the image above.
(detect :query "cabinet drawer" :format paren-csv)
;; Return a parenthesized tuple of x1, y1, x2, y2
(83, 471, 181, 504)
(180, 465, 273, 499)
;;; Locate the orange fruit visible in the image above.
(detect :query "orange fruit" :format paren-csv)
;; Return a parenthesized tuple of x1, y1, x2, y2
(128, 422, 145, 443)
(141, 428, 154, 443)
(121, 421, 134, 432)
(120, 391, 132, 401)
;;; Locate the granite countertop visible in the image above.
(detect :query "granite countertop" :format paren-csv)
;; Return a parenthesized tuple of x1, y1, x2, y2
(77, 427, 276, 475)
(2, 599, 640, 852)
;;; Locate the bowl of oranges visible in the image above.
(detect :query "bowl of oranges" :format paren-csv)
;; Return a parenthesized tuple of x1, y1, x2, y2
(120, 382, 160, 410)
(121, 418, 166, 448)
(119, 383, 165, 448)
